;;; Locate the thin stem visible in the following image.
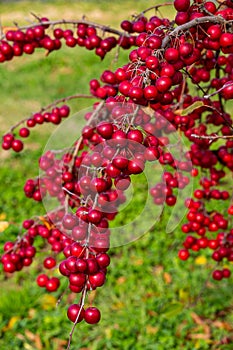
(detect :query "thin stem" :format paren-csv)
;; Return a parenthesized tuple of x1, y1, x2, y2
(162, 16, 228, 48)
(134, 2, 173, 18)
(7, 93, 94, 134)
(1, 18, 128, 40)
(191, 134, 233, 140)
(66, 285, 88, 350)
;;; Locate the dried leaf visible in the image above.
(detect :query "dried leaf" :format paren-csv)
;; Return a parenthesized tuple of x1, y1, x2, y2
(191, 312, 204, 325)
(212, 320, 233, 331)
(146, 325, 159, 335)
(163, 272, 172, 284)
(133, 258, 143, 266)
(39, 294, 57, 310)
(52, 338, 67, 350)
(0, 221, 9, 233)
(34, 334, 43, 350)
(39, 216, 54, 230)
(2, 316, 20, 331)
(25, 329, 36, 341)
(116, 276, 126, 285)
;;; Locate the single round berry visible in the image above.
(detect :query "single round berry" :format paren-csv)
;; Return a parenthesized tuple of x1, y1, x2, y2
(67, 304, 85, 323)
(84, 307, 101, 324)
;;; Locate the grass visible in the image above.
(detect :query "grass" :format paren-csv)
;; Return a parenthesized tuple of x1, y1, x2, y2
(0, 1, 233, 350)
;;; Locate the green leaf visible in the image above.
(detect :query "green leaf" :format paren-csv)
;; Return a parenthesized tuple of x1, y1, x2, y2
(160, 302, 184, 319)
(180, 101, 205, 116)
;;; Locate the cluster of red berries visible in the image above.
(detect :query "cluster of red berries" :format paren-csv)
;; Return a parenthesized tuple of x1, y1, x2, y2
(179, 195, 233, 280)
(1, 222, 36, 273)
(150, 171, 190, 206)
(2, 104, 70, 152)
(1, 1, 233, 345)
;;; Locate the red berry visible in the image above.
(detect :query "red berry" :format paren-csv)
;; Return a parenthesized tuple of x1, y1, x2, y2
(37, 273, 49, 287)
(178, 249, 190, 260)
(84, 307, 101, 324)
(67, 304, 85, 323)
(43, 256, 56, 269)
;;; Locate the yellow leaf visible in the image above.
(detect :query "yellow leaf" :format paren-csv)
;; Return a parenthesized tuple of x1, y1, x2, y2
(0, 213, 6, 220)
(111, 302, 125, 310)
(0, 221, 9, 233)
(2, 316, 20, 331)
(179, 289, 189, 302)
(195, 256, 207, 265)
(28, 308, 37, 319)
(105, 327, 112, 339)
(39, 216, 54, 230)
(39, 294, 57, 310)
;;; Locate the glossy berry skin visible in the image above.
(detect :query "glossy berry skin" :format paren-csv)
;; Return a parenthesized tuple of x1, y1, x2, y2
(84, 307, 101, 324)
(174, 0, 190, 12)
(67, 304, 85, 323)
(43, 256, 56, 269)
(96, 122, 113, 139)
(19, 127, 30, 138)
(212, 270, 223, 281)
(178, 249, 190, 260)
(45, 277, 60, 292)
(37, 273, 49, 287)
(12, 139, 23, 152)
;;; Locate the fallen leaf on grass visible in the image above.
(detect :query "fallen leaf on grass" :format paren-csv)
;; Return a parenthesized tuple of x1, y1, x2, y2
(116, 276, 126, 284)
(212, 320, 233, 331)
(0, 221, 9, 233)
(146, 325, 159, 335)
(163, 272, 172, 284)
(39, 294, 57, 310)
(52, 338, 68, 350)
(111, 301, 125, 310)
(25, 329, 36, 341)
(195, 256, 207, 265)
(179, 289, 189, 302)
(148, 310, 158, 317)
(2, 316, 20, 331)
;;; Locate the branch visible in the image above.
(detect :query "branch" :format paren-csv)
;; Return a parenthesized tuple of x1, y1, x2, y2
(191, 133, 233, 140)
(7, 93, 94, 134)
(134, 2, 173, 18)
(162, 15, 229, 48)
(1, 18, 129, 40)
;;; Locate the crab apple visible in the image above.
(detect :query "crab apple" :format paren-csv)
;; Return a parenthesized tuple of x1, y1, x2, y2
(174, 0, 190, 12)
(67, 304, 85, 323)
(43, 256, 56, 269)
(84, 307, 101, 324)
(45, 277, 60, 292)
(36, 274, 49, 287)
(178, 249, 190, 260)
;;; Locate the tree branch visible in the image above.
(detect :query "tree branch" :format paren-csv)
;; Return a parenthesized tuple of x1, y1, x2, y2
(162, 15, 229, 48)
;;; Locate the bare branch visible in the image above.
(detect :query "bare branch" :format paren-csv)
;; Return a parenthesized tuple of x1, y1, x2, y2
(162, 15, 228, 48)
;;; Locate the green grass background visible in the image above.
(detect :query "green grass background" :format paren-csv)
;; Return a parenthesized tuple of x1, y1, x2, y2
(0, 1, 232, 350)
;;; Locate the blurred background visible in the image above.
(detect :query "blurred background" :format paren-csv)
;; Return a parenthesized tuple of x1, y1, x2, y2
(0, 1, 232, 350)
